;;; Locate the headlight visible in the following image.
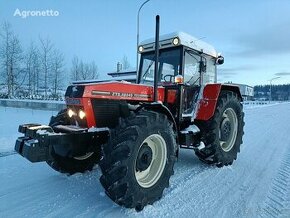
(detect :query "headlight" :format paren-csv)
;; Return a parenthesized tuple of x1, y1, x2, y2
(68, 109, 76, 118)
(78, 110, 86, 119)
(138, 46, 144, 53)
(172, 37, 179, 46)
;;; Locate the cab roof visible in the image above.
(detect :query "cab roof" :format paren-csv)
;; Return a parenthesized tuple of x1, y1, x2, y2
(140, 31, 219, 58)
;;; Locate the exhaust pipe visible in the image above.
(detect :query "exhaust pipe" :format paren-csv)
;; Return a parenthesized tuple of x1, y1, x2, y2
(153, 15, 160, 102)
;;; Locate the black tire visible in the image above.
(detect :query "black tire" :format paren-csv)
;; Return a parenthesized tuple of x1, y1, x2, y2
(195, 90, 244, 167)
(48, 109, 70, 128)
(99, 110, 176, 211)
(46, 149, 100, 175)
(46, 109, 100, 175)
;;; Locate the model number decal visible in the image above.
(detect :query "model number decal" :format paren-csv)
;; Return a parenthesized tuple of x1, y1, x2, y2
(112, 92, 133, 97)
(92, 90, 151, 99)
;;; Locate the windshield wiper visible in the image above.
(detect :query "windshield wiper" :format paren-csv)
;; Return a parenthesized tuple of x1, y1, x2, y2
(142, 59, 155, 81)
(186, 75, 200, 86)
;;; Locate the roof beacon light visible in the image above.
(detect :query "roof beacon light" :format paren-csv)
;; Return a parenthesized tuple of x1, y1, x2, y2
(175, 75, 184, 84)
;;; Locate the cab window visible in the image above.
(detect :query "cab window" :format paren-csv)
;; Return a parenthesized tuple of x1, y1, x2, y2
(184, 51, 200, 85)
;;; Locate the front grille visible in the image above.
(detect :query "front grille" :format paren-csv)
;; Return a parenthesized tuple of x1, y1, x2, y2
(91, 99, 122, 128)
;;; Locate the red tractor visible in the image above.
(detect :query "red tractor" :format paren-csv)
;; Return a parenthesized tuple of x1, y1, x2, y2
(15, 16, 244, 211)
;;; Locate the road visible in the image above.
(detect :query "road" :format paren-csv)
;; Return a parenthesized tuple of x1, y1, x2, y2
(0, 103, 290, 218)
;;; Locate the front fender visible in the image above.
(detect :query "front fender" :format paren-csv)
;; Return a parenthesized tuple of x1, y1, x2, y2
(138, 102, 177, 131)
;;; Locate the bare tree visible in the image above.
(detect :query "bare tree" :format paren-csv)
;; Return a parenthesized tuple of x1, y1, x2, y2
(122, 55, 131, 70)
(39, 36, 54, 98)
(25, 42, 40, 96)
(86, 61, 98, 80)
(70, 56, 80, 81)
(80, 61, 99, 80)
(70, 56, 99, 81)
(51, 49, 64, 97)
(0, 21, 23, 97)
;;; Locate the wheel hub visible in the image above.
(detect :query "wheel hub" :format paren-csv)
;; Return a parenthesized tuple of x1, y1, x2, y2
(136, 143, 153, 171)
(219, 108, 238, 152)
(135, 134, 167, 188)
(220, 119, 231, 141)
(73, 152, 94, 160)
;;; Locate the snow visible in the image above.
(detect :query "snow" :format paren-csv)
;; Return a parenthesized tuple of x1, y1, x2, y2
(1, 103, 290, 217)
(1, 99, 65, 104)
(0, 107, 56, 154)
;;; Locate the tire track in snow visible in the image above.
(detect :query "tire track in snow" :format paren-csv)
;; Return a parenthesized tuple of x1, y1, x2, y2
(0, 150, 16, 157)
(261, 149, 290, 218)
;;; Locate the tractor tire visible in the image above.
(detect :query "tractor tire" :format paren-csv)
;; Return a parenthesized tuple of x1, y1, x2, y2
(195, 90, 244, 167)
(99, 110, 176, 211)
(46, 109, 100, 175)
(48, 109, 70, 128)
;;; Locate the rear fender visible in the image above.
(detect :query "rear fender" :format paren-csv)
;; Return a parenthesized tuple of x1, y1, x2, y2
(195, 84, 242, 121)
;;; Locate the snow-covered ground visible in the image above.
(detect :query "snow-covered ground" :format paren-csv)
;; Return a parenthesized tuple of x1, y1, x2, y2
(0, 104, 290, 217)
(0, 107, 56, 154)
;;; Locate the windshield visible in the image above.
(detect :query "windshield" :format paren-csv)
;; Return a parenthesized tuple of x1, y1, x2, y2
(139, 48, 181, 85)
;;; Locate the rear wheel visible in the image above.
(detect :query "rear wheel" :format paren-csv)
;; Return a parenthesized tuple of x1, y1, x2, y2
(46, 109, 100, 175)
(195, 91, 244, 167)
(99, 110, 176, 211)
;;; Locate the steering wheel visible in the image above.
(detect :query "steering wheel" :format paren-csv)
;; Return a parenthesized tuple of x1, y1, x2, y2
(163, 75, 174, 83)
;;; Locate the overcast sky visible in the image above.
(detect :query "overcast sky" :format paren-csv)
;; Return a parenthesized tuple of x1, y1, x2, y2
(0, 0, 290, 86)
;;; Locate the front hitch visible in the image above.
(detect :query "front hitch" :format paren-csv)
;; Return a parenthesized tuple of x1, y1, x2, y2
(15, 124, 109, 163)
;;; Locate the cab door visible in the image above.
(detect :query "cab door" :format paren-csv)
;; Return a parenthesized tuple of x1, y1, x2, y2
(182, 50, 202, 116)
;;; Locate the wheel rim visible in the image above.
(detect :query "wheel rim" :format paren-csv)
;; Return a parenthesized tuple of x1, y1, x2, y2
(73, 152, 94, 160)
(135, 134, 167, 188)
(219, 108, 238, 152)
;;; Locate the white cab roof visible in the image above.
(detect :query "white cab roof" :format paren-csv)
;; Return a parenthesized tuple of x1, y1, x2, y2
(140, 31, 219, 58)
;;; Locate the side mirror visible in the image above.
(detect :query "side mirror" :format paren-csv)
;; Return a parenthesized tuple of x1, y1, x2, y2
(216, 56, 224, 65)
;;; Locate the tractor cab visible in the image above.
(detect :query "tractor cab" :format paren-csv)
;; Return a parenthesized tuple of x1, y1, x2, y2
(137, 32, 225, 120)
(138, 31, 224, 86)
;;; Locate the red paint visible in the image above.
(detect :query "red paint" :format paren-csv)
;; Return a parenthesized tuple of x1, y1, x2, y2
(195, 84, 222, 120)
(83, 82, 165, 102)
(167, 89, 177, 104)
(82, 98, 96, 127)
(65, 82, 167, 128)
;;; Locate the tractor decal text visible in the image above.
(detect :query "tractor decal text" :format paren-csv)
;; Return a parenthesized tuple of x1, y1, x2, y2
(91, 90, 151, 99)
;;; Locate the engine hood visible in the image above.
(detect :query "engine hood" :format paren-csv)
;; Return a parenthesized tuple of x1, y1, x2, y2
(65, 81, 165, 102)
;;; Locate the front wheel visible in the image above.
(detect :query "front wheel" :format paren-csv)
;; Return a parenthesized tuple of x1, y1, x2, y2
(195, 91, 244, 167)
(99, 110, 177, 211)
(46, 150, 100, 174)
(46, 109, 100, 174)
